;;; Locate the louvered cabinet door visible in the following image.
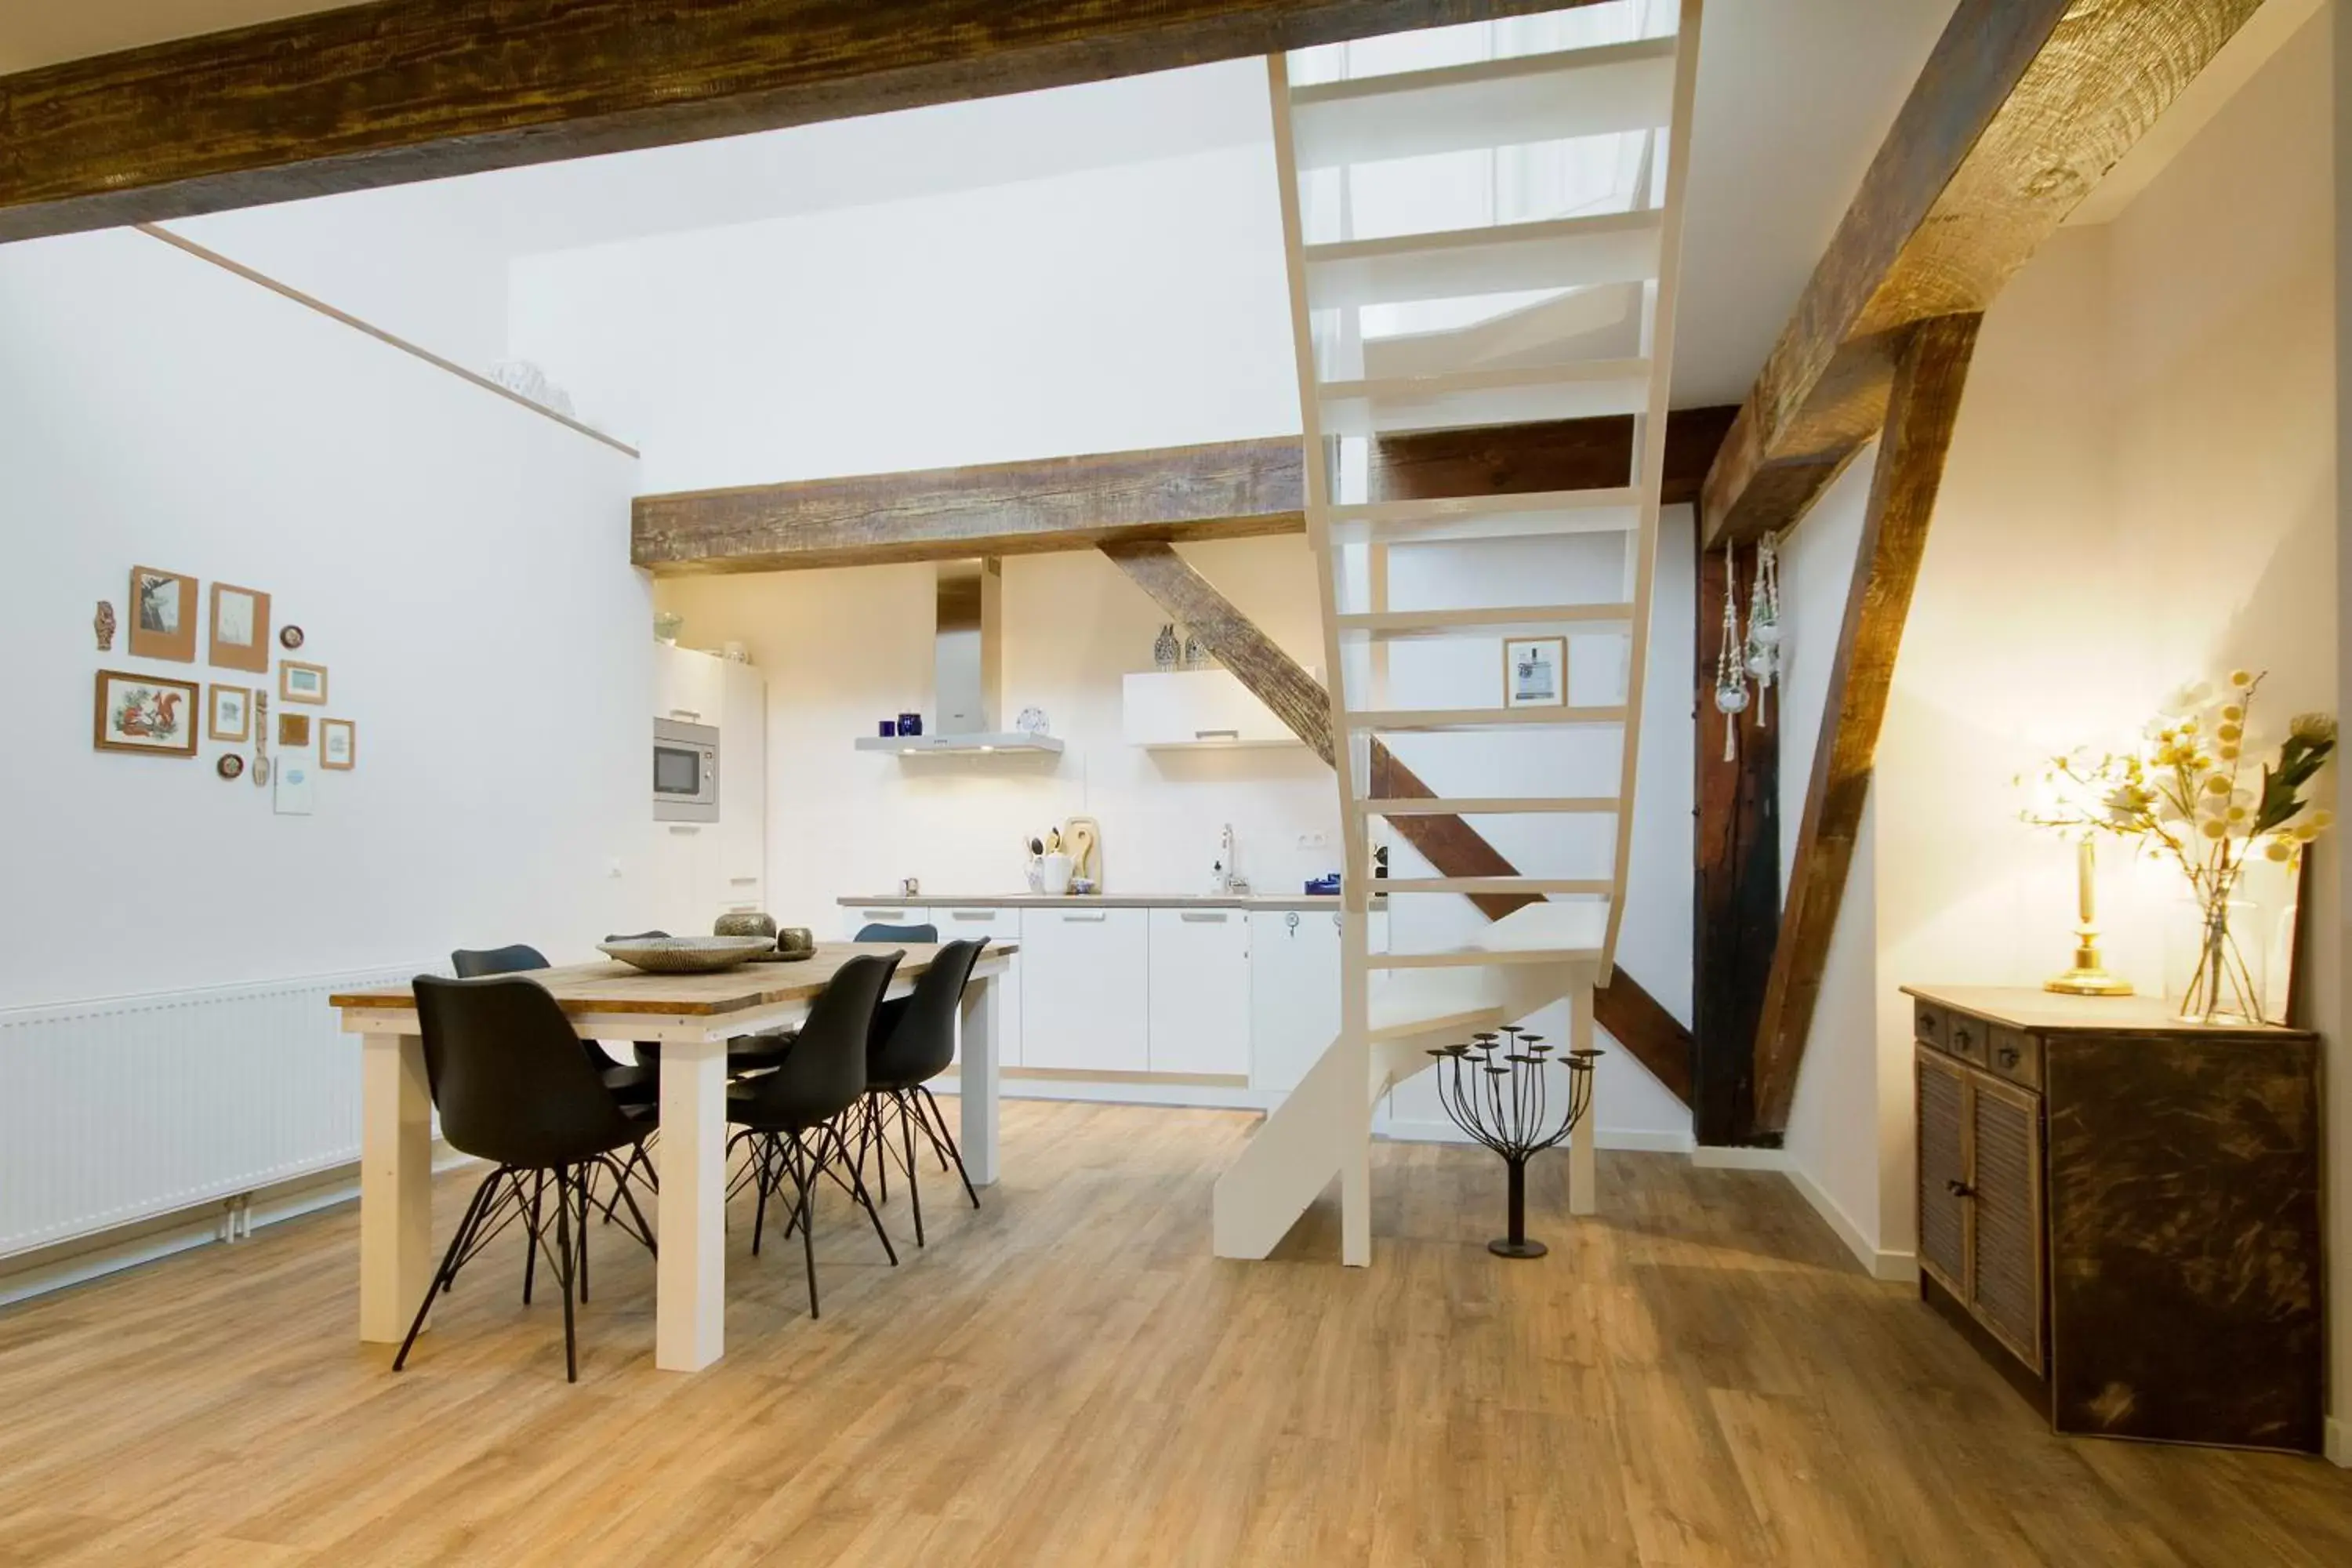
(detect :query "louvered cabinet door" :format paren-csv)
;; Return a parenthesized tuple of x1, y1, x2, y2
(1968, 1074, 2046, 1374)
(1915, 1047, 1971, 1302)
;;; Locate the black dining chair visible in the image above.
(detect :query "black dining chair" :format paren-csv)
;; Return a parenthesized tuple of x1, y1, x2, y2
(855, 922, 938, 945)
(395, 975, 657, 1382)
(857, 938, 987, 1247)
(451, 945, 659, 1109)
(727, 951, 902, 1319)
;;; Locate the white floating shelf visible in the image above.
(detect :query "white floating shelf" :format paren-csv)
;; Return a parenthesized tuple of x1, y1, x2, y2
(1124, 670, 1304, 750)
(855, 732, 1064, 756)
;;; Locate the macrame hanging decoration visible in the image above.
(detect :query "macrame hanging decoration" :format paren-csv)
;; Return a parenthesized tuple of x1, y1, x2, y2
(1743, 530, 1783, 728)
(1711, 539, 1749, 761)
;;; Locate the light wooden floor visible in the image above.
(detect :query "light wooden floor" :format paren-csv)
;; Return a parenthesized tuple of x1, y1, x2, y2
(1, 1099, 2347, 1566)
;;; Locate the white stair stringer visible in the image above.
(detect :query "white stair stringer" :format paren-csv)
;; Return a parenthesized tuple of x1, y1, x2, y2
(1219, 2, 1702, 1268)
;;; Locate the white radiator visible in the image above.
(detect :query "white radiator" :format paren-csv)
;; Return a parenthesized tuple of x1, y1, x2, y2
(0, 965, 431, 1258)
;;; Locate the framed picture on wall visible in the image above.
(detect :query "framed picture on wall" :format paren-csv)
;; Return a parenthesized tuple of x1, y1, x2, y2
(208, 684, 253, 742)
(1502, 636, 1567, 709)
(278, 713, 311, 749)
(320, 718, 356, 771)
(208, 582, 271, 672)
(93, 670, 199, 757)
(126, 566, 198, 662)
(279, 660, 328, 705)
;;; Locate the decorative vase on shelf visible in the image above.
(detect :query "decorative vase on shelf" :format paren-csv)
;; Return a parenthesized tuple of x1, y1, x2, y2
(653, 610, 684, 644)
(2166, 895, 2267, 1025)
(1154, 623, 1180, 670)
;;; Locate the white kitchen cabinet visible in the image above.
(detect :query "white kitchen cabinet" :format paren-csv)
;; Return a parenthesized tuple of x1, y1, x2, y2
(934, 906, 1024, 1069)
(1249, 909, 1389, 1092)
(653, 642, 726, 728)
(1123, 670, 1304, 749)
(650, 821, 723, 938)
(1019, 908, 1149, 1073)
(717, 659, 766, 914)
(1148, 907, 1250, 1076)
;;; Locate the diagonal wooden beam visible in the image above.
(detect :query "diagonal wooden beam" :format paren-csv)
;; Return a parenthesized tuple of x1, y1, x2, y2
(1701, 0, 2265, 549)
(633, 409, 1740, 574)
(1099, 538, 1695, 1103)
(1751, 314, 1981, 1134)
(0, 0, 1599, 244)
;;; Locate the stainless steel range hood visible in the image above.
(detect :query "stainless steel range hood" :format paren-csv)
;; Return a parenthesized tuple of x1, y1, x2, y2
(854, 559, 1062, 756)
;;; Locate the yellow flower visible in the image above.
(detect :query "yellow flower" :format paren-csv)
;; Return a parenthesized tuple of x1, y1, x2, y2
(2294, 825, 2318, 842)
(2201, 819, 2227, 840)
(2315, 810, 2336, 829)
(2268, 841, 2294, 862)
(2204, 775, 2232, 795)
(2222, 706, 2244, 722)
(2227, 806, 2247, 822)
(2230, 669, 2255, 688)
(2179, 718, 2199, 735)
(2220, 746, 2240, 762)
(2217, 724, 2241, 742)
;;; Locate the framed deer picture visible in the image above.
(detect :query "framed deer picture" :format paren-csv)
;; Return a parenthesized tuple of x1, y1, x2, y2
(94, 670, 200, 757)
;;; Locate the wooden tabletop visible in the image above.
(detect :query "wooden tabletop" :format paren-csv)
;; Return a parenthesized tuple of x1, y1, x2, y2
(1900, 984, 2310, 1037)
(328, 941, 1014, 1018)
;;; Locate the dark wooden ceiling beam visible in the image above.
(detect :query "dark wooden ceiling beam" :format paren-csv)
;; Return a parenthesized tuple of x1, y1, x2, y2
(1751, 314, 1980, 1134)
(1700, 0, 2265, 549)
(0, 0, 1599, 243)
(635, 439, 1305, 575)
(634, 408, 1739, 574)
(1100, 538, 1695, 1105)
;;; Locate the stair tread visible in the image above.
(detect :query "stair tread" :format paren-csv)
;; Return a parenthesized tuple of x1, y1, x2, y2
(1305, 209, 1664, 309)
(1319, 358, 1651, 435)
(1354, 795, 1618, 815)
(1325, 488, 1642, 546)
(1290, 35, 1679, 170)
(1381, 877, 1614, 895)
(1337, 603, 1635, 640)
(1345, 705, 1628, 731)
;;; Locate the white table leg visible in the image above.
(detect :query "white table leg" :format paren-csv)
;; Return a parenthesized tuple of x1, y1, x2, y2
(957, 972, 1001, 1189)
(359, 1031, 433, 1343)
(1570, 982, 1598, 1218)
(655, 1036, 728, 1372)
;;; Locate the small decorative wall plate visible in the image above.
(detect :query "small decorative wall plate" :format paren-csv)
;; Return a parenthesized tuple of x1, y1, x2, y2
(217, 753, 245, 779)
(279, 625, 305, 650)
(1016, 706, 1050, 736)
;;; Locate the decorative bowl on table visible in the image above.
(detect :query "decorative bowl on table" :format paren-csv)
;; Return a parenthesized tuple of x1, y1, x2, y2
(597, 935, 775, 974)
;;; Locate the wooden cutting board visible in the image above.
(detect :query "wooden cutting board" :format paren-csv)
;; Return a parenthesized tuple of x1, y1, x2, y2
(1065, 815, 1102, 889)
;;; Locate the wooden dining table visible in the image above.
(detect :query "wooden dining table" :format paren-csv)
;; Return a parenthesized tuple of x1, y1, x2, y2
(327, 941, 1015, 1372)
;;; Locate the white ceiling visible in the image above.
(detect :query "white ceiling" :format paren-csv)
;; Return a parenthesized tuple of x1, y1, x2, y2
(75, 1, 1963, 414)
(0, 1, 371, 72)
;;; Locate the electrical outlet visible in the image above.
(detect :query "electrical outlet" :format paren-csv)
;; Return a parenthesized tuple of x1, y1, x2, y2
(1296, 830, 1330, 851)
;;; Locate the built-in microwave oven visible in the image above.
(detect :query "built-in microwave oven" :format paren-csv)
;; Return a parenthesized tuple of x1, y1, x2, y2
(653, 718, 720, 822)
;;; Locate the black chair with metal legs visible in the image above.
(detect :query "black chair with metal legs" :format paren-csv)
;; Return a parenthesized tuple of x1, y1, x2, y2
(855, 938, 986, 1247)
(726, 951, 902, 1320)
(394, 975, 657, 1382)
(855, 922, 938, 945)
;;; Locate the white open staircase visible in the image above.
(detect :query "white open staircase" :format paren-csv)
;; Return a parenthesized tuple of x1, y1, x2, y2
(1214, 0, 1703, 1265)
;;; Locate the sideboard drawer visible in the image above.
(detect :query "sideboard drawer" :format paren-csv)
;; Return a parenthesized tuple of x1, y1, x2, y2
(1945, 1011, 1991, 1069)
(1913, 998, 1949, 1051)
(1990, 1026, 2043, 1090)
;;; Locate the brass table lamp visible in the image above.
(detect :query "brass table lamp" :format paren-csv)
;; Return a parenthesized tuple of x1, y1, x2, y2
(2047, 833, 2132, 996)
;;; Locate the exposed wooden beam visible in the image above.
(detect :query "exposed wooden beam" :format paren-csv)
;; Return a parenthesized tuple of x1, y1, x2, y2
(1101, 538, 1693, 1102)
(1701, 0, 2265, 548)
(634, 409, 1739, 573)
(1371, 405, 1736, 507)
(0, 0, 1597, 244)
(1751, 314, 1981, 1134)
(1690, 536, 1778, 1146)
(635, 440, 1305, 575)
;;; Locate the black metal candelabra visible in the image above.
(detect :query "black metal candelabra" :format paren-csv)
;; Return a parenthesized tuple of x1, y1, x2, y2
(1428, 1026, 1601, 1258)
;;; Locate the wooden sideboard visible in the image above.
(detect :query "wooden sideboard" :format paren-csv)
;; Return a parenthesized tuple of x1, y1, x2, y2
(1904, 985, 2324, 1453)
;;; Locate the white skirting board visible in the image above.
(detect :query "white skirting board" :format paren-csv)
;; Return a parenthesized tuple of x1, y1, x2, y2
(1783, 1162, 1918, 1283)
(0, 964, 433, 1261)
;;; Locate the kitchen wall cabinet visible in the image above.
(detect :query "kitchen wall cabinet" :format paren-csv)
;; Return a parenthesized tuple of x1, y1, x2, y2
(649, 645, 765, 935)
(653, 641, 727, 728)
(1148, 907, 1250, 1076)
(1123, 670, 1303, 749)
(1020, 908, 1150, 1072)
(717, 659, 766, 916)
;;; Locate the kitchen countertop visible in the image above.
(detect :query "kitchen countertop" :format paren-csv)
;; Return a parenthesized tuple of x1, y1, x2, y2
(840, 892, 1375, 913)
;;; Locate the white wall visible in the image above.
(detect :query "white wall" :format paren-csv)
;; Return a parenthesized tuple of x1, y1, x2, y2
(508, 147, 1302, 491)
(0, 228, 649, 1009)
(1783, 19, 2339, 1312)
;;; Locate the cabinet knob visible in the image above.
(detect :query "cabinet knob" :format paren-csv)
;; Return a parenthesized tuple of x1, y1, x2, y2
(1945, 1178, 1976, 1199)
(1952, 1026, 1973, 1051)
(1997, 1047, 2019, 1067)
